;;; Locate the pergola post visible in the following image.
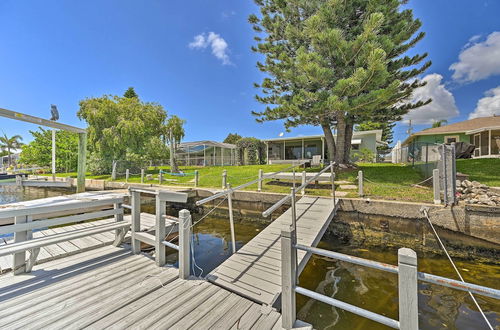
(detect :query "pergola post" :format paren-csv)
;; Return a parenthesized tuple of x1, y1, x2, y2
(301, 139, 304, 160)
(77, 133, 87, 193)
(489, 129, 492, 156)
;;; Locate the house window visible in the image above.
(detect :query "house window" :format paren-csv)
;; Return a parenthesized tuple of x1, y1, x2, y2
(444, 135, 459, 144)
(352, 144, 360, 150)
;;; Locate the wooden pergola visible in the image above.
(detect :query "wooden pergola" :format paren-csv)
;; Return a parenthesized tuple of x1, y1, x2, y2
(0, 107, 87, 192)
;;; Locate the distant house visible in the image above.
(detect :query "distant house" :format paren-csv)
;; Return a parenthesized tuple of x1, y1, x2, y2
(262, 130, 383, 164)
(403, 115, 500, 158)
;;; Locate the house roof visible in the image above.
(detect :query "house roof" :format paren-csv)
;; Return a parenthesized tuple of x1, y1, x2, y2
(262, 129, 383, 143)
(404, 115, 500, 144)
(177, 140, 236, 149)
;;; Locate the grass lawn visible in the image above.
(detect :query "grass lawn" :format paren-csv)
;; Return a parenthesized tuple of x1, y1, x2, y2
(43, 162, 434, 203)
(456, 158, 500, 187)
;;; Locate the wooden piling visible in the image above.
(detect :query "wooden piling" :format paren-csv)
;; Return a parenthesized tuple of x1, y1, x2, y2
(433, 169, 440, 205)
(398, 248, 419, 330)
(358, 170, 364, 197)
(179, 209, 191, 279)
(281, 227, 297, 329)
(258, 169, 263, 192)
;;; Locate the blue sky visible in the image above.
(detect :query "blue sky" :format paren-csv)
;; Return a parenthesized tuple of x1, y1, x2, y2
(1, 0, 499, 145)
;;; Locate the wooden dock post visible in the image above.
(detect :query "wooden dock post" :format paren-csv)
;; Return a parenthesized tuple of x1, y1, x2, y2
(113, 201, 125, 246)
(222, 170, 227, 189)
(125, 169, 129, 183)
(179, 209, 191, 279)
(159, 170, 163, 185)
(194, 170, 199, 187)
(281, 226, 297, 329)
(258, 169, 263, 192)
(13, 215, 28, 274)
(358, 170, 364, 197)
(227, 184, 237, 254)
(433, 169, 440, 205)
(111, 161, 117, 181)
(330, 162, 335, 201)
(301, 171, 306, 196)
(140, 169, 145, 184)
(155, 195, 166, 266)
(76, 132, 87, 193)
(130, 190, 141, 254)
(398, 248, 419, 330)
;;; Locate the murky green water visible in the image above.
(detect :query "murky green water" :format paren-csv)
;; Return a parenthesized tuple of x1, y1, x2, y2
(4, 188, 499, 329)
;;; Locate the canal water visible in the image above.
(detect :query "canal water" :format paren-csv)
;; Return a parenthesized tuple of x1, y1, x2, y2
(2, 187, 499, 329)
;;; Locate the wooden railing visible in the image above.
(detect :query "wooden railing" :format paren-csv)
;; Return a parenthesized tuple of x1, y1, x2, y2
(128, 188, 191, 279)
(0, 194, 127, 275)
(280, 226, 500, 330)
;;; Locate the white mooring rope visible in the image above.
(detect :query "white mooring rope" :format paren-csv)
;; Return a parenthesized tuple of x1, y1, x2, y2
(421, 207, 493, 330)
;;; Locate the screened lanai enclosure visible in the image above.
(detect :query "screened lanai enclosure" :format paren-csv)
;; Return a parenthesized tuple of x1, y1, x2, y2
(176, 141, 237, 166)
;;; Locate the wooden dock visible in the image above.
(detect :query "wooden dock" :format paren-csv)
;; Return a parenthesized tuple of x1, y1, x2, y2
(0, 245, 307, 330)
(0, 213, 178, 273)
(207, 196, 338, 306)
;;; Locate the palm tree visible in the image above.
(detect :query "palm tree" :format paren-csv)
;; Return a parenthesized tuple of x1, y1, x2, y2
(431, 120, 448, 128)
(0, 134, 23, 167)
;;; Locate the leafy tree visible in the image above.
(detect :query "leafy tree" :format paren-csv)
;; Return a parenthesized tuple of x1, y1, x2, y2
(0, 133, 23, 166)
(19, 128, 79, 172)
(77, 94, 167, 174)
(431, 119, 447, 128)
(223, 133, 243, 145)
(249, 0, 430, 165)
(236, 137, 266, 165)
(165, 115, 186, 173)
(356, 121, 394, 155)
(123, 87, 139, 99)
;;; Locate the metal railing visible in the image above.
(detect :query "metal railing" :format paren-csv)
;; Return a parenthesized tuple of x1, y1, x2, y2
(194, 162, 308, 254)
(280, 227, 500, 330)
(262, 162, 336, 219)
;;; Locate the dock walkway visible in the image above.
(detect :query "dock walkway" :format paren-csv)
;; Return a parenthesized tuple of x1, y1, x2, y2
(207, 196, 338, 306)
(0, 245, 296, 330)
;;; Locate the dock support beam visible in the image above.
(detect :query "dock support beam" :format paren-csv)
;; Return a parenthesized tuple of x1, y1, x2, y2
(13, 215, 28, 274)
(179, 209, 191, 279)
(155, 196, 166, 266)
(281, 227, 297, 329)
(76, 133, 87, 193)
(398, 248, 419, 330)
(131, 190, 141, 254)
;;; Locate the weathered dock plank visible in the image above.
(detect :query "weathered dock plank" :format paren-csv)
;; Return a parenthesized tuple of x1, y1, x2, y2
(0, 245, 293, 330)
(207, 196, 337, 306)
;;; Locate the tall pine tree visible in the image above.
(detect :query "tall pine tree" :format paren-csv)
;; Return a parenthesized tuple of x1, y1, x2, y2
(249, 0, 431, 165)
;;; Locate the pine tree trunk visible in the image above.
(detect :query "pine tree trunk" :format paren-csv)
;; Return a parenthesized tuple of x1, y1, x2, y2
(343, 122, 354, 164)
(334, 114, 347, 164)
(321, 123, 336, 163)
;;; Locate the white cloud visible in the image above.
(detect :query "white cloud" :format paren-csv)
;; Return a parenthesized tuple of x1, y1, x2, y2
(188, 32, 232, 65)
(469, 86, 500, 119)
(450, 32, 500, 83)
(403, 74, 459, 125)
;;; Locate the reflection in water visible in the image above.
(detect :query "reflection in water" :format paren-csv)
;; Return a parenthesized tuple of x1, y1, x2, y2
(1, 188, 499, 329)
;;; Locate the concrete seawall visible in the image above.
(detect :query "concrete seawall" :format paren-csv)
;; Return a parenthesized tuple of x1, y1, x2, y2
(68, 178, 500, 247)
